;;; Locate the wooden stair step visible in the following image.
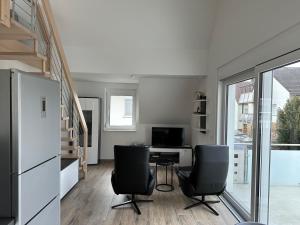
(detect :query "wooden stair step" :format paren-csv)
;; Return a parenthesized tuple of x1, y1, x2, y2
(0, 40, 34, 53)
(61, 145, 78, 151)
(0, 19, 38, 40)
(61, 136, 77, 142)
(62, 117, 69, 121)
(61, 154, 79, 159)
(61, 127, 74, 132)
(0, 51, 47, 70)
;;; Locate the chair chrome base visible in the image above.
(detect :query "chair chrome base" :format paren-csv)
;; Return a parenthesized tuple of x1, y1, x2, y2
(184, 196, 220, 216)
(112, 194, 153, 215)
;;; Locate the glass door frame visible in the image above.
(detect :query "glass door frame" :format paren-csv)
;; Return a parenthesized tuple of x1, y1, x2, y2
(220, 69, 260, 221)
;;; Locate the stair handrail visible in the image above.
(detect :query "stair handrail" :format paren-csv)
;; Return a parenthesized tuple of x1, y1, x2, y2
(40, 0, 88, 176)
(0, 0, 88, 177)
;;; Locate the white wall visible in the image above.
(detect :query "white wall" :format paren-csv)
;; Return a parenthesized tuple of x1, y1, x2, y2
(139, 77, 200, 124)
(75, 77, 203, 159)
(64, 47, 208, 76)
(51, 0, 218, 76)
(193, 0, 300, 145)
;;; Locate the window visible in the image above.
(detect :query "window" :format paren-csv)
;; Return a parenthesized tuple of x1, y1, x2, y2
(105, 88, 137, 130)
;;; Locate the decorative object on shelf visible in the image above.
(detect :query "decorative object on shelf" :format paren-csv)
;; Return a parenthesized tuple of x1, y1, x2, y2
(194, 91, 205, 100)
(192, 91, 207, 134)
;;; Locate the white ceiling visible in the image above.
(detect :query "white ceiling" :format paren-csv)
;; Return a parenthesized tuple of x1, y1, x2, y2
(50, 0, 218, 78)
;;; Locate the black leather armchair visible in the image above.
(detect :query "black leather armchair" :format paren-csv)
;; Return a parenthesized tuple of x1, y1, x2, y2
(111, 145, 155, 215)
(176, 145, 229, 216)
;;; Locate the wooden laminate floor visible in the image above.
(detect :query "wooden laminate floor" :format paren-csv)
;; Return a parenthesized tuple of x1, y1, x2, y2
(61, 161, 238, 225)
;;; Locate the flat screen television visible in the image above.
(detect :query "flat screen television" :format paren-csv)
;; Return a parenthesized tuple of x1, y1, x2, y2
(152, 127, 184, 147)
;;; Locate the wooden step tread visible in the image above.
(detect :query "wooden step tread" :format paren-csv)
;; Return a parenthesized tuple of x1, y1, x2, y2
(61, 127, 74, 132)
(61, 136, 77, 142)
(61, 145, 79, 151)
(0, 19, 38, 40)
(0, 51, 47, 70)
(61, 154, 79, 159)
(0, 40, 34, 53)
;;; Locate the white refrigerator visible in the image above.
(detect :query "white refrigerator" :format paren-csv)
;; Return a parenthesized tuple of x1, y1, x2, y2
(0, 70, 60, 225)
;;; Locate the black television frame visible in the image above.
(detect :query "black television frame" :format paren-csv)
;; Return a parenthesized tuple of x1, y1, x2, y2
(151, 127, 184, 148)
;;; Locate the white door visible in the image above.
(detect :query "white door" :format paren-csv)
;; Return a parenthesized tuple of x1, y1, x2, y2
(79, 98, 99, 164)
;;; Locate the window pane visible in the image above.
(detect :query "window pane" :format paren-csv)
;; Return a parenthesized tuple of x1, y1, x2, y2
(226, 78, 255, 213)
(110, 96, 133, 126)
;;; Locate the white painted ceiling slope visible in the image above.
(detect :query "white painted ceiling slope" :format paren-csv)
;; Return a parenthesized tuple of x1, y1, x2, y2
(50, 0, 217, 81)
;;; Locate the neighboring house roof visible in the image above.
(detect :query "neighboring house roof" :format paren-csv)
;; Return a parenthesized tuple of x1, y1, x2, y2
(274, 67, 300, 96)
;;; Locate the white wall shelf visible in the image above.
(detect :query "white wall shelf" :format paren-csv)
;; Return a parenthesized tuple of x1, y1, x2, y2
(192, 91, 207, 134)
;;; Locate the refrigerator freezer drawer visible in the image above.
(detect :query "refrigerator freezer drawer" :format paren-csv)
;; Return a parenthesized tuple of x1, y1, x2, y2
(12, 72, 60, 174)
(18, 157, 59, 225)
(26, 197, 60, 225)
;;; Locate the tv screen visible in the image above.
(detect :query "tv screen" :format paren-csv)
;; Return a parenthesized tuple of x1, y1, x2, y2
(152, 127, 184, 147)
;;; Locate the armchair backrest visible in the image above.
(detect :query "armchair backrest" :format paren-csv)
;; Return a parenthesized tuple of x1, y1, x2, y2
(190, 145, 229, 195)
(113, 145, 150, 194)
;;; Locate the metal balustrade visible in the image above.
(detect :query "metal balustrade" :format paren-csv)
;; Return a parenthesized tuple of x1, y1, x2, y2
(7, 0, 88, 177)
(12, 0, 36, 31)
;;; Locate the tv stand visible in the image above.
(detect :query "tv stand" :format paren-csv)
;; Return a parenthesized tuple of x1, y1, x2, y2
(149, 146, 192, 167)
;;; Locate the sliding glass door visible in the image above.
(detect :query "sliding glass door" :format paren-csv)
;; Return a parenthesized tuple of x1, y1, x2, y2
(224, 75, 256, 220)
(222, 51, 300, 224)
(258, 61, 300, 225)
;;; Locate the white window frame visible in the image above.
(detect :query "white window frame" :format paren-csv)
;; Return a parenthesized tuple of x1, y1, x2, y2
(104, 88, 137, 131)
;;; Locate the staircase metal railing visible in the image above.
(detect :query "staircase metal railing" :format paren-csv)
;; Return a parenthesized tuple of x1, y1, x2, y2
(11, 0, 36, 31)
(6, 0, 88, 177)
(41, 0, 88, 175)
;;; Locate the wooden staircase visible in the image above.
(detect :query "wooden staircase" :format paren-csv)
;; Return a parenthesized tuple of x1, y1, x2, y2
(0, 4, 49, 71)
(0, 0, 88, 178)
(60, 105, 87, 171)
